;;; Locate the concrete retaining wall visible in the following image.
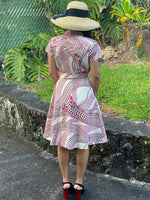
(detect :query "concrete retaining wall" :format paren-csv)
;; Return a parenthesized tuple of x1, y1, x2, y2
(0, 78, 150, 183)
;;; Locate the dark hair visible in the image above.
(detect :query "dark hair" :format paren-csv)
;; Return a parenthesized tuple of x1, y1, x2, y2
(69, 30, 93, 38)
(82, 31, 92, 38)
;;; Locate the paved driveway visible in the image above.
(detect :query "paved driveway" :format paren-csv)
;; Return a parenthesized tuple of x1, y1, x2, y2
(0, 123, 150, 200)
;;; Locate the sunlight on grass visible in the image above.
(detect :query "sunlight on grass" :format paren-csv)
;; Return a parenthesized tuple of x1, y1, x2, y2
(30, 77, 54, 102)
(98, 64, 150, 122)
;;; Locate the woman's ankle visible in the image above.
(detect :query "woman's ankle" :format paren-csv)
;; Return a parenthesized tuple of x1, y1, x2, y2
(75, 178, 83, 185)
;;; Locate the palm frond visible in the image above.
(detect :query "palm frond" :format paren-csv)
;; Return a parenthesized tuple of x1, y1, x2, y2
(85, 0, 104, 20)
(100, 9, 123, 42)
(26, 56, 49, 81)
(51, 0, 71, 15)
(4, 48, 28, 81)
(26, 29, 51, 52)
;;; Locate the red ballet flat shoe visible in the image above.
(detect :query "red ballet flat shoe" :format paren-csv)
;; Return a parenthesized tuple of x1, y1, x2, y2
(74, 183, 85, 200)
(63, 182, 74, 199)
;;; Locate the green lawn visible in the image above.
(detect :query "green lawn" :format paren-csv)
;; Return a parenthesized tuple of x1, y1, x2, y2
(28, 77, 54, 102)
(98, 64, 150, 123)
(28, 64, 150, 123)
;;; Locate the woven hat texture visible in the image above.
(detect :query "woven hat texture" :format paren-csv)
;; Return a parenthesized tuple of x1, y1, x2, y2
(51, 1, 100, 31)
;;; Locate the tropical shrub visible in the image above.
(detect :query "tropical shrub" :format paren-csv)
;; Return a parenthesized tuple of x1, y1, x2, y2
(111, 0, 150, 48)
(4, 48, 29, 82)
(137, 46, 147, 59)
(34, 0, 104, 20)
(26, 55, 49, 81)
(34, 0, 53, 17)
(127, 7, 150, 48)
(22, 29, 53, 63)
(100, 7, 123, 43)
(111, 0, 134, 24)
(4, 30, 55, 82)
(98, 0, 125, 43)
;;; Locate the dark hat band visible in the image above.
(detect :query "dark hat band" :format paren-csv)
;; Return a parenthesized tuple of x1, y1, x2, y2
(53, 8, 89, 20)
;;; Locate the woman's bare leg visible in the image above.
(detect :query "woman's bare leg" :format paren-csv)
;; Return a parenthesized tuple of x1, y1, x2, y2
(57, 146, 70, 189)
(75, 148, 89, 190)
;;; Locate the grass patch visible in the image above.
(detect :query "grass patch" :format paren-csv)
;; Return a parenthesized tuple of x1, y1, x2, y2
(98, 64, 150, 123)
(24, 64, 150, 123)
(23, 77, 54, 102)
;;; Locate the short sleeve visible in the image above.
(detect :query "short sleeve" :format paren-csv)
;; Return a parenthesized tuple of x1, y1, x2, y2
(45, 37, 55, 57)
(89, 41, 103, 63)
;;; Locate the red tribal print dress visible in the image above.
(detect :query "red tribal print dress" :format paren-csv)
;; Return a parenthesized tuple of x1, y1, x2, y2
(44, 31, 107, 150)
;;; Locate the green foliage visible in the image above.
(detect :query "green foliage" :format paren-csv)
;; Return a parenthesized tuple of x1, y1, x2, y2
(4, 29, 55, 82)
(126, 7, 150, 29)
(84, 0, 104, 20)
(138, 46, 147, 59)
(53, 26, 66, 35)
(111, 0, 150, 29)
(26, 29, 50, 52)
(34, 0, 104, 21)
(100, 0, 124, 42)
(51, 0, 71, 15)
(26, 56, 49, 81)
(98, 64, 150, 122)
(34, 0, 53, 15)
(109, 0, 150, 46)
(100, 9, 123, 42)
(111, 0, 134, 23)
(105, 0, 121, 7)
(4, 48, 29, 81)
(34, 0, 52, 6)
(28, 76, 54, 102)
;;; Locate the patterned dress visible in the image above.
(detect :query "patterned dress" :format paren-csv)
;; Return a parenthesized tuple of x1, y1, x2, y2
(44, 31, 107, 150)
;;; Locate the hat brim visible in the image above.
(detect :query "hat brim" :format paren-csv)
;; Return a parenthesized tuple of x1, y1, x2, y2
(51, 16, 100, 31)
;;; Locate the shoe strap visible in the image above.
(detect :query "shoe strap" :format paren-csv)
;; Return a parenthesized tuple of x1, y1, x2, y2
(63, 182, 72, 186)
(75, 183, 84, 190)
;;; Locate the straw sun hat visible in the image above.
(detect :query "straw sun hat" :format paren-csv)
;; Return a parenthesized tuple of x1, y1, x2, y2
(51, 1, 100, 31)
